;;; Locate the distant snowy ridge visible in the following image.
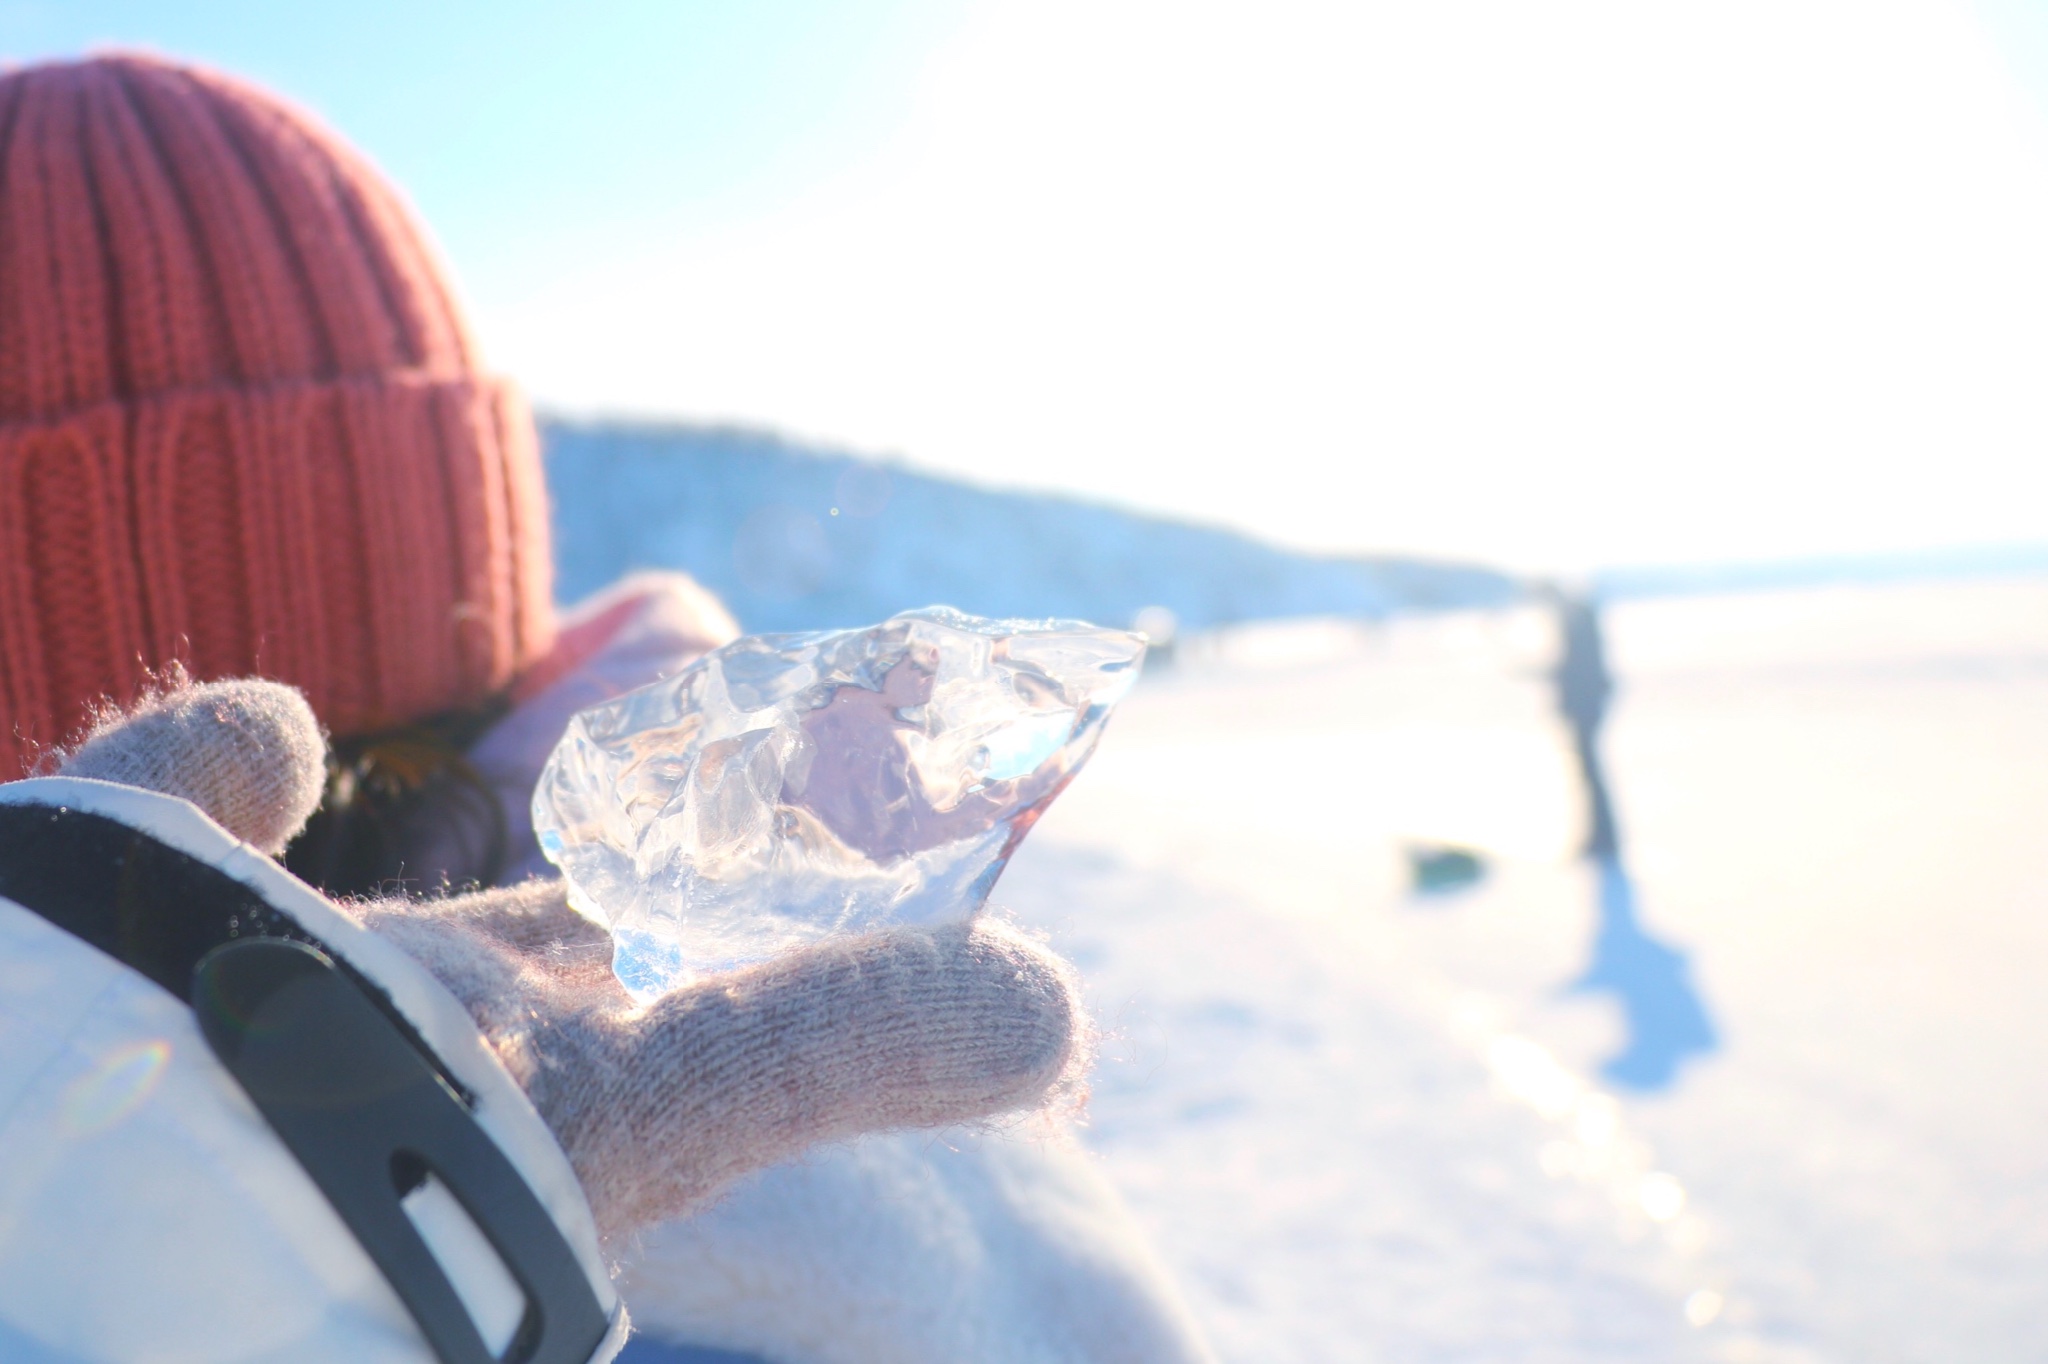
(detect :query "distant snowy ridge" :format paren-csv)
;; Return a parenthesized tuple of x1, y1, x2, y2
(1596, 542, 2048, 601)
(540, 419, 1521, 634)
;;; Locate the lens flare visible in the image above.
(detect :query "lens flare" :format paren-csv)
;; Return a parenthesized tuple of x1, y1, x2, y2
(61, 1039, 171, 1136)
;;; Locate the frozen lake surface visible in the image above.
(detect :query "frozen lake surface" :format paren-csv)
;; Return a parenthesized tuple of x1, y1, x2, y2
(997, 576, 2048, 1363)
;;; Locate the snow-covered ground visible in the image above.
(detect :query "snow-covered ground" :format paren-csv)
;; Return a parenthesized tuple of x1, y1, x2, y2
(996, 575, 2048, 1363)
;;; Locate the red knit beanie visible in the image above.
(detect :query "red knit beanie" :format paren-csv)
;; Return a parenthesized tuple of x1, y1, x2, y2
(0, 54, 556, 779)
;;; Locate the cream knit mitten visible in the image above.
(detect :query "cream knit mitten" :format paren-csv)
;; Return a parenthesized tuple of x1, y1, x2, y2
(54, 679, 1086, 1243)
(58, 670, 328, 857)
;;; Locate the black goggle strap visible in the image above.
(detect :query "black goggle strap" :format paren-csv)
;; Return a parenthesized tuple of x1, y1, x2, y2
(0, 802, 609, 1364)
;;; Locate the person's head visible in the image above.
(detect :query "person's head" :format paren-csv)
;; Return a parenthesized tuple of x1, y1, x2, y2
(0, 53, 556, 784)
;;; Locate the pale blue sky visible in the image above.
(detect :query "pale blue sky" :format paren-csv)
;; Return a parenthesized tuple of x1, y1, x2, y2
(9, 2, 2048, 572)
(2, 1, 966, 289)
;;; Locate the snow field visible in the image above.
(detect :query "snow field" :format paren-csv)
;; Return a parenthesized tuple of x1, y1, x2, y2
(996, 578, 2048, 1363)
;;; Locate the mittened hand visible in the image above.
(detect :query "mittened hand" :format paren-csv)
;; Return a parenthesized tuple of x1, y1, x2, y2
(53, 678, 1087, 1243)
(57, 673, 328, 856)
(358, 882, 1082, 1242)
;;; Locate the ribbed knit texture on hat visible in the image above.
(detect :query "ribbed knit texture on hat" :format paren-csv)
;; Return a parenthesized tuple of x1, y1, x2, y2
(0, 54, 556, 778)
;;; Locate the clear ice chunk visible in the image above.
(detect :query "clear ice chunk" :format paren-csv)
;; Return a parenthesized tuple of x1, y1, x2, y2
(533, 607, 1145, 1000)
